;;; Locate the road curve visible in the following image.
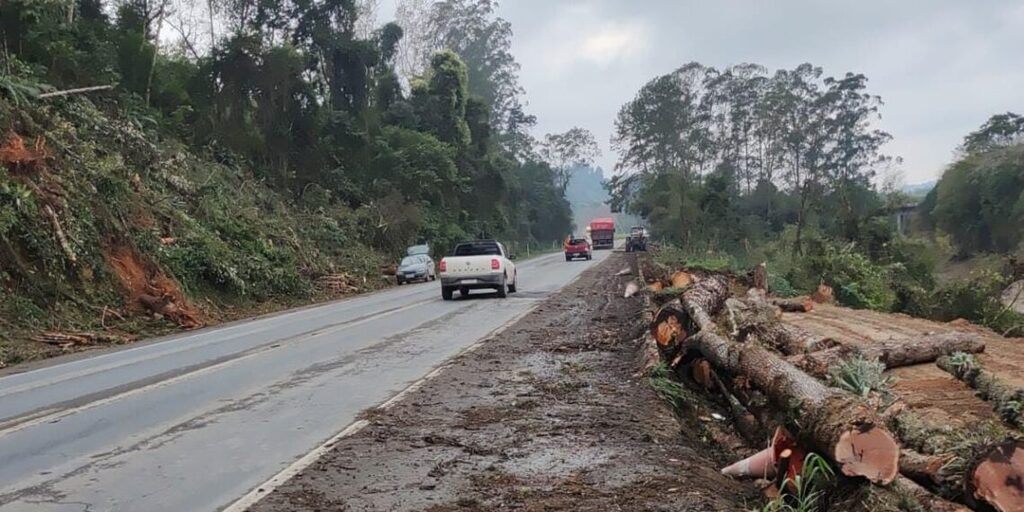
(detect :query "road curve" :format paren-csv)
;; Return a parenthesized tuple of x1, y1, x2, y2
(0, 249, 614, 511)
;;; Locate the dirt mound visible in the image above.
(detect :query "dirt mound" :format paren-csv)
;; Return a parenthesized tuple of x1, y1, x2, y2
(105, 246, 202, 329)
(0, 132, 48, 173)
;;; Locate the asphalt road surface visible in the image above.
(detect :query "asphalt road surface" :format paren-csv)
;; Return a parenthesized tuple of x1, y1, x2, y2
(0, 248, 613, 511)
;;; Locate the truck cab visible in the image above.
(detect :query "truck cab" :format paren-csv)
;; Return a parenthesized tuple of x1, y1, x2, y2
(625, 226, 647, 252)
(438, 240, 517, 300)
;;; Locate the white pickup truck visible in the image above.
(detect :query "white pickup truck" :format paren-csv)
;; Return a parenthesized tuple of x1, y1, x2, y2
(438, 240, 517, 300)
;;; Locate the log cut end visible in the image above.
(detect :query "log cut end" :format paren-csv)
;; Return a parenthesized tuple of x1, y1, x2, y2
(972, 439, 1024, 512)
(833, 425, 900, 484)
(654, 315, 686, 346)
(670, 270, 693, 289)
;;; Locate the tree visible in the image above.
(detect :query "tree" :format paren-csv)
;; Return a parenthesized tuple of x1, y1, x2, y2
(609, 61, 894, 251)
(540, 127, 600, 192)
(961, 112, 1024, 154)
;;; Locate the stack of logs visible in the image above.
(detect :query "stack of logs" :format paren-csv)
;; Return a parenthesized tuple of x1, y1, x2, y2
(645, 261, 1024, 512)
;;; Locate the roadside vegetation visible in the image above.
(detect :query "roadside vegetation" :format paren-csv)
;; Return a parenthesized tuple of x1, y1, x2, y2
(0, 0, 600, 366)
(608, 63, 1024, 336)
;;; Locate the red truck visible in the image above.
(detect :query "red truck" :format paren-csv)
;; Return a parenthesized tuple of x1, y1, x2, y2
(589, 218, 615, 250)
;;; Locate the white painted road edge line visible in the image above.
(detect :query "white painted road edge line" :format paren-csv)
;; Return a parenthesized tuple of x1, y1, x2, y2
(222, 259, 599, 512)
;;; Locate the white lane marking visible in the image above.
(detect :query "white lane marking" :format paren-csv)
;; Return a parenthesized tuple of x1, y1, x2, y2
(222, 254, 603, 512)
(0, 298, 437, 439)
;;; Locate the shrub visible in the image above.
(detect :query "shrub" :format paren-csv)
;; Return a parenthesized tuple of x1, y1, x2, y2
(802, 242, 896, 311)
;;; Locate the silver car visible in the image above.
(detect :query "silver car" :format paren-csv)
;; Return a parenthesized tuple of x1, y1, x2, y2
(396, 254, 436, 285)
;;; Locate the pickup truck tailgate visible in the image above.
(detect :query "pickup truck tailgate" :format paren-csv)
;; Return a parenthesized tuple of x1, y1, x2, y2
(445, 257, 497, 276)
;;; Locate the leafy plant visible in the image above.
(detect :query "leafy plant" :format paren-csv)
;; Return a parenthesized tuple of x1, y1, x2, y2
(828, 356, 892, 397)
(757, 453, 835, 512)
(649, 363, 694, 411)
(944, 352, 978, 376)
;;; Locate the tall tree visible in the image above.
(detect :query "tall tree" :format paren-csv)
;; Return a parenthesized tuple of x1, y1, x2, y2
(539, 127, 600, 192)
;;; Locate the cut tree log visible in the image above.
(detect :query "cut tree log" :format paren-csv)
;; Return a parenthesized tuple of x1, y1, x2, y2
(771, 298, 814, 313)
(751, 262, 767, 291)
(737, 297, 836, 355)
(670, 270, 693, 289)
(936, 355, 1024, 427)
(886, 406, 1024, 511)
(811, 283, 834, 304)
(789, 333, 985, 378)
(900, 448, 956, 490)
(688, 329, 900, 484)
(649, 274, 729, 359)
(967, 439, 1024, 512)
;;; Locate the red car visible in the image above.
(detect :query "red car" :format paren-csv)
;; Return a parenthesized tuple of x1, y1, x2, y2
(564, 237, 592, 261)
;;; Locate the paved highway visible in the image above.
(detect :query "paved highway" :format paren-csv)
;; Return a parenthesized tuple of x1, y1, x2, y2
(0, 248, 612, 511)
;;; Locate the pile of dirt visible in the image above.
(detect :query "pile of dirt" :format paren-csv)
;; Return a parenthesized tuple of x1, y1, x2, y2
(250, 252, 757, 512)
(105, 246, 202, 328)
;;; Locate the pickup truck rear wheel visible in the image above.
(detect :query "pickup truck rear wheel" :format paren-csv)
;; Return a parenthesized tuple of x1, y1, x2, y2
(441, 286, 454, 300)
(496, 278, 508, 298)
(508, 279, 517, 294)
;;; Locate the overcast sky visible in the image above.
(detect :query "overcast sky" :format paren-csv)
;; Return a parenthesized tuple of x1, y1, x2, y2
(380, 1, 1024, 184)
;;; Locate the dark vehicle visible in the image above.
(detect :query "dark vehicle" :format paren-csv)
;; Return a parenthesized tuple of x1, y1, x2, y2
(564, 237, 592, 261)
(589, 218, 615, 250)
(396, 254, 435, 284)
(625, 226, 648, 252)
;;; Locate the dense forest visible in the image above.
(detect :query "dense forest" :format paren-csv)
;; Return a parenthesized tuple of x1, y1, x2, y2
(0, 0, 600, 364)
(608, 63, 1023, 335)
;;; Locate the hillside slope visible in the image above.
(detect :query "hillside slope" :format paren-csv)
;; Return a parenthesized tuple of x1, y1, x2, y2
(0, 96, 389, 367)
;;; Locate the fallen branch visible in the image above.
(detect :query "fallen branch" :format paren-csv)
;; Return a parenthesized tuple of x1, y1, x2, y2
(789, 333, 985, 378)
(772, 297, 814, 313)
(37, 84, 115, 99)
(42, 204, 76, 264)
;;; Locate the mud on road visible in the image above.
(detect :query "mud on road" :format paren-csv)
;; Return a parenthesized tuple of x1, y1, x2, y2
(250, 252, 756, 512)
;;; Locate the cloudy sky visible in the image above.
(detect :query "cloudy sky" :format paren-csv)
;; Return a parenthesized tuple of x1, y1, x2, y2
(381, 1, 1024, 184)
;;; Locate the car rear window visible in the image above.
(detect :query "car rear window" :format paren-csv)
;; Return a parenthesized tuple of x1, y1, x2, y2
(454, 242, 501, 256)
(400, 256, 420, 265)
(570, 238, 588, 245)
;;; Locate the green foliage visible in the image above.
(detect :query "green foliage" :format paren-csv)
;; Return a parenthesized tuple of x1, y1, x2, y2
(610, 62, 891, 253)
(802, 242, 896, 311)
(928, 143, 1024, 256)
(829, 356, 892, 397)
(757, 453, 835, 512)
(649, 363, 695, 411)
